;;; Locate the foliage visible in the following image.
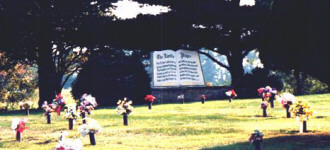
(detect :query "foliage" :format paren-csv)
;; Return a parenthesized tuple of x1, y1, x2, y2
(237, 68, 283, 98)
(0, 54, 38, 111)
(271, 70, 328, 94)
(260, 0, 330, 85)
(71, 50, 151, 106)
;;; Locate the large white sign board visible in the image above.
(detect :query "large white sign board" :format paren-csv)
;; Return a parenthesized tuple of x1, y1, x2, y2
(152, 49, 205, 87)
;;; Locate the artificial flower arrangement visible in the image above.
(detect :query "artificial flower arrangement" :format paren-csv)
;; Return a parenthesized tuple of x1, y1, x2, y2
(225, 89, 237, 102)
(11, 118, 28, 141)
(261, 86, 272, 102)
(269, 88, 278, 108)
(79, 94, 98, 115)
(19, 101, 33, 115)
(41, 101, 57, 124)
(144, 95, 156, 109)
(116, 98, 133, 125)
(53, 93, 66, 115)
(289, 99, 313, 119)
(65, 104, 79, 130)
(260, 101, 269, 117)
(249, 129, 263, 149)
(78, 118, 102, 145)
(289, 99, 313, 133)
(278, 92, 295, 118)
(116, 98, 133, 115)
(200, 94, 206, 104)
(177, 94, 184, 103)
(54, 131, 83, 150)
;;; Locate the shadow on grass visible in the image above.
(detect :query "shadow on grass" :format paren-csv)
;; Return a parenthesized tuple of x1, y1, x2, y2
(203, 133, 330, 150)
(0, 109, 43, 116)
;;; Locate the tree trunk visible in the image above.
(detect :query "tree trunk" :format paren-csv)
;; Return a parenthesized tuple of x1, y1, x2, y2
(227, 54, 244, 87)
(37, 46, 56, 108)
(294, 71, 306, 95)
(55, 73, 64, 95)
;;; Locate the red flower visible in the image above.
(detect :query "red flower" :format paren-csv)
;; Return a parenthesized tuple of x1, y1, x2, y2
(145, 95, 156, 102)
(15, 119, 28, 133)
(201, 94, 206, 99)
(257, 88, 264, 95)
(56, 105, 62, 115)
(56, 93, 63, 101)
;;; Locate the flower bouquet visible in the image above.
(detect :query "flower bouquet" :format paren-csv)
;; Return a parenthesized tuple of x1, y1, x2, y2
(278, 92, 295, 118)
(261, 101, 269, 117)
(53, 93, 66, 115)
(225, 89, 237, 102)
(269, 88, 278, 108)
(257, 87, 265, 100)
(144, 95, 156, 109)
(177, 94, 184, 104)
(289, 99, 313, 133)
(19, 101, 33, 115)
(11, 118, 28, 141)
(200, 94, 206, 104)
(78, 118, 102, 145)
(249, 129, 263, 150)
(79, 94, 98, 124)
(116, 98, 133, 126)
(42, 101, 57, 124)
(65, 105, 79, 130)
(54, 131, 83, 150)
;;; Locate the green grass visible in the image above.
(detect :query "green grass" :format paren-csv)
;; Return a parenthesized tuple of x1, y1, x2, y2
(1, 93, 330, 150)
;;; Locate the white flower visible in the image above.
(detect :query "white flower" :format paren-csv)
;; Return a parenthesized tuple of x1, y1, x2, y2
(11, 118, 20, 130)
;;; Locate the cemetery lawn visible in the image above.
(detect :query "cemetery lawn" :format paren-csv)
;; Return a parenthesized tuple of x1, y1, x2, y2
(1, 93, 330, 150)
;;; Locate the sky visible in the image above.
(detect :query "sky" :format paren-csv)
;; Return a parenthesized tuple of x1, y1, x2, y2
(105, 0, 255, 20)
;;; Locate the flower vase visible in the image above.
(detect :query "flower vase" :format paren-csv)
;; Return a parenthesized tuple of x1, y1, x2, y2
(270, 99, 274, 108)
(201, 98, 205, 104)
(47, 112, 51, 124)
(89, 132, 96, 145)
(123, 114, 128, 126)
(69, 119, 73, 130)
(229, 98, 232, 103)
(285, 105, 291, 118)
(16, 131, 21, 142)
(262, 108, 267, 117)
(303, 120, 307, 133)
(148, 102, 152, 110)
(26, 109, 29, 116)
(254, 140, 262, 150)
(82, 112, 86, 124)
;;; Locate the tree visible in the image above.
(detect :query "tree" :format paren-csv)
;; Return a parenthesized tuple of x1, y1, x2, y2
(0, 53, 37, 110)
(0, 0, 99, 107)
(71, 49, 151, 106)
(260, 0, 330, 86)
